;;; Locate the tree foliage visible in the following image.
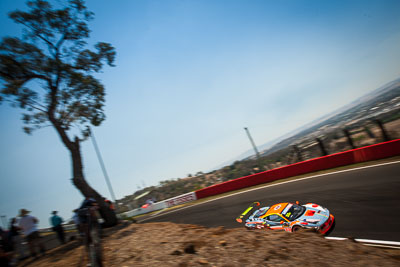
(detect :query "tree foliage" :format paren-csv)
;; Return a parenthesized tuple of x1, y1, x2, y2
(0, 0, 115, 139)
(0, 0, 118, 226)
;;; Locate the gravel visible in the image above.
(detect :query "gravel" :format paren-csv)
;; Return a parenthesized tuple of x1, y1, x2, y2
(21, 222, 400, 267)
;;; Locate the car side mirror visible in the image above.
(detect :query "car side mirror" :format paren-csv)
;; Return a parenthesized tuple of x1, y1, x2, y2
(280, 221, 284, 224)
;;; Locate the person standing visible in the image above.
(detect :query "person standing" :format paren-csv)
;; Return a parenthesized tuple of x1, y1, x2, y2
(0, 227, 14, 267)
(9, 218, 25, 264)
(50, 211, 65, 244)
(17, 209, 45, 259)
(72, 209, 83, 238)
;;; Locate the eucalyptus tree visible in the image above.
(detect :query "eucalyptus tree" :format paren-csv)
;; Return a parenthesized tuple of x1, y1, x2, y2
(0, 0, 118, 225)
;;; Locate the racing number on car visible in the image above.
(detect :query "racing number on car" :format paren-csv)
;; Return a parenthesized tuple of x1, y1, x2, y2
(274, 205, 281, 211)
(285, 212, 291, 218)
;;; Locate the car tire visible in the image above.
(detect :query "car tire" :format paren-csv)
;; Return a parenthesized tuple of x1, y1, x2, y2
(324, 220, 336, 236)
(292, 226, 301, 232)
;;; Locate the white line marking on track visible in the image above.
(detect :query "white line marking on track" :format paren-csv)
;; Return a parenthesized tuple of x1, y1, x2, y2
(363, 244, 400, 249)
(354, 239, 400, 246)
(325, 237, 348, 241)
(325, 237, 400, 249)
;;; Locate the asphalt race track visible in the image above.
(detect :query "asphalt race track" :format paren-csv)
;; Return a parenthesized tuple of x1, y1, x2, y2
(140, 161, 400, 242)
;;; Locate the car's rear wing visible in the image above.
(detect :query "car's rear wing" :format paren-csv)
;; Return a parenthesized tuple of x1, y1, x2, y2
(236, 201, 260, 223)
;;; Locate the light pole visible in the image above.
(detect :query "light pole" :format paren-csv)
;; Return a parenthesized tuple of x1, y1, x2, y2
(244, 127, 260, 159)
(90, 128, 119, 212)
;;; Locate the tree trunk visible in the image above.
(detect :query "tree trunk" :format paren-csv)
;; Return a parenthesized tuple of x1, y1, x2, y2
(293, 145, 303, 161)
(69, 137, 118, 227)
(375, 119, 390, 141)
(49, 116, 118, 227)
(343, 129, 356, 149)
(316, 138, 328, 156)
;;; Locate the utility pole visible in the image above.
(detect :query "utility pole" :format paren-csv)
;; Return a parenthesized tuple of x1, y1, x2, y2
(244, 127, 260, 159)
(90, 128, 119, 212)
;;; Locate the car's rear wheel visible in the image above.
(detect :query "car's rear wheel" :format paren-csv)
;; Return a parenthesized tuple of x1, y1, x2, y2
(291, 226, 301, 232)
(323, 220, 336, 236)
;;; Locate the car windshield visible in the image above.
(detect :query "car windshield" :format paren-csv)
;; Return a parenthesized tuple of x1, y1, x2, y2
(252, 207, 269, 218)
(281, 204, 305, 221)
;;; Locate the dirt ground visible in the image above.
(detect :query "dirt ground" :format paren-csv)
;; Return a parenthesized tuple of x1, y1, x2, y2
(19, 222, 400, 267)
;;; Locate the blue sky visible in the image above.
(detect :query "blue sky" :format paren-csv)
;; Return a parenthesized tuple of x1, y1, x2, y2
(1, 0, 400, 228)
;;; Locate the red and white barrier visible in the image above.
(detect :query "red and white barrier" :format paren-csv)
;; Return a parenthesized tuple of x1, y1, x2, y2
(120, 192, 197, 218)
(194, 139, 400, 199)
(164, 192, 197, 208)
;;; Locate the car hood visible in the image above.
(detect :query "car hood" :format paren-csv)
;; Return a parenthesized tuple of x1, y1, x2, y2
(296, 203, 330, 226)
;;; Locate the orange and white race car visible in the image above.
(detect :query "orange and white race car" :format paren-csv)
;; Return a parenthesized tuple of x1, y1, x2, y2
(236, 201, 335, 235)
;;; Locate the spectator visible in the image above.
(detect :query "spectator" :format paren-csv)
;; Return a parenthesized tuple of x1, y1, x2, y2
(9, 218, 25, 264)
(77, 197, 97, 224)
(77, 197, 103, 248)
(17, 209, 45, 259)
(72, 209, 83, 237)
(80, 197, 97, 210)
(50, 211, 66, 244)
(104, 199, 115, 211)
(0, 227, 14, 267)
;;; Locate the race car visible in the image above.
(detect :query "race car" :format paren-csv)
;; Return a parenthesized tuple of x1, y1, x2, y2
(236, 201, 335, 235)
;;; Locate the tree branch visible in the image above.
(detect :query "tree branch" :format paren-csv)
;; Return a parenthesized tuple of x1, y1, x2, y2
(4, 99, 46, 113)
(46, 76, 74, 150)
(48, 112, 74, 150)
(29, 98, 47, 111)
(0, 55, 52, 84)
(13, 18, 57, 57)
(26, 102, 46, 113)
